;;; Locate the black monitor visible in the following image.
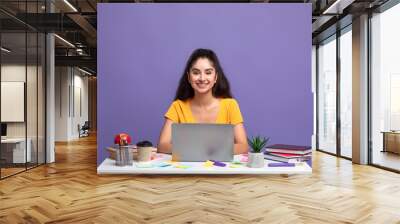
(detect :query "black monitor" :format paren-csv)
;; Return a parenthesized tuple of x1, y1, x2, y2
(1, 123, 7, 137)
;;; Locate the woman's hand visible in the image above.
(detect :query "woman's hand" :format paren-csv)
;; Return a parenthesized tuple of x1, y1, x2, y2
(233, 123, 248, 154)
(157, 119, 174, 154)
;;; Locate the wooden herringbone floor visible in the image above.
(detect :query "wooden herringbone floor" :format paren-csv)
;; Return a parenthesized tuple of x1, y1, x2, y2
(1, 134, 400, 224)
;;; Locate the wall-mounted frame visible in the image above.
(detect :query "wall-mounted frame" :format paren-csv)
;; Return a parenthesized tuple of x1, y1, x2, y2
(1, 81, 25, 122)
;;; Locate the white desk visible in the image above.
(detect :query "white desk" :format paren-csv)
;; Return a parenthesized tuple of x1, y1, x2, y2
(97, 154, 312, 175)
(1, 138, 31, 163)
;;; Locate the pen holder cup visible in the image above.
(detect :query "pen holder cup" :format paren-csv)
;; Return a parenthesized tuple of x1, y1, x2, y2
(115, 145, 134, 166)
(247, 153, 265, 168)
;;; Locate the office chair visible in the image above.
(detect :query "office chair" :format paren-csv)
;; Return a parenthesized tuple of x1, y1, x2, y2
(78, 121, 90, 138)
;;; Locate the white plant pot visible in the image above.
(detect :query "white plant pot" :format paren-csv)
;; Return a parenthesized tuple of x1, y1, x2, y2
(247, 152, 265, 168)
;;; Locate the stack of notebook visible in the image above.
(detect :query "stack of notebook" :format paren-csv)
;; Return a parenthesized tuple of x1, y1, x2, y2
(264, 144, 312, 163)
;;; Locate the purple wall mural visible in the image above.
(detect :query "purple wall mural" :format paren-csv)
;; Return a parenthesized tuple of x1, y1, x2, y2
(97, 3, 312, 164)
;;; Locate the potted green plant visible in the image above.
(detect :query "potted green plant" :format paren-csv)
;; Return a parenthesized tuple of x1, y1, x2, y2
(247, 136, 270, 168)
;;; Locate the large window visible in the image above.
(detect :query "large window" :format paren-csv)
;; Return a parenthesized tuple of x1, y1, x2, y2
(318, 35, 337, 154)
(371, 2, 400, 171)
(317, 25, 353, 159)
(339, 27, 352, 158)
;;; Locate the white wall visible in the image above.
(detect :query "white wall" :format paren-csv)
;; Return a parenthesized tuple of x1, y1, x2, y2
(55, 66, 69, 141)
(55, 67, 89, 141)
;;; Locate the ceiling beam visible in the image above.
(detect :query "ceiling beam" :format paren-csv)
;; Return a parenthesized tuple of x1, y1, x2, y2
(67, 13, 97, 40)
(322, 0, 356, 14)
(55, 55, 96, 71)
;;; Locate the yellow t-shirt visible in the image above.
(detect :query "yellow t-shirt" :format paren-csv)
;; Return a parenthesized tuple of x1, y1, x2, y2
(164, 98, 244, 125)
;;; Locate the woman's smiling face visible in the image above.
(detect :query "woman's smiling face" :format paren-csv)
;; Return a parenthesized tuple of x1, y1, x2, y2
(188, 57, 217, 95)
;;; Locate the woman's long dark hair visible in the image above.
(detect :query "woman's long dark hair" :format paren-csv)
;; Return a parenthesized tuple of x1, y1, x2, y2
(174, 48, 232, 101)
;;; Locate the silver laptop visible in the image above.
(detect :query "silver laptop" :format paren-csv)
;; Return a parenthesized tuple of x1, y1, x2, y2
(171, 123, 234, 162)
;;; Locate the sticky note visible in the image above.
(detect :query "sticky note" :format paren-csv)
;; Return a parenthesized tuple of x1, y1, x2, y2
(174, 165, 190, 169)
(203, 160, 214, 168)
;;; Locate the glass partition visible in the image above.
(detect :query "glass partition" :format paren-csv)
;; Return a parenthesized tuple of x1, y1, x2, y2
(27, 31, 38, 169)
(1, 30, 28, 177)
(38, 32, 45, 165)
(0, 1, 46, 179)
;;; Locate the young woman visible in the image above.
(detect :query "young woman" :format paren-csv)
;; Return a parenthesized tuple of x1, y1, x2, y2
(157, 48, 248, 154)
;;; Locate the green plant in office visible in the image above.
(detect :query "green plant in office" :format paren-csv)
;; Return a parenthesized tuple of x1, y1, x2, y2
(247, 135, 270, 168)
(247, 136, 270, 153)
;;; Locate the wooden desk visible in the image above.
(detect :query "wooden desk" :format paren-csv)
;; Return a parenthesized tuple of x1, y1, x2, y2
(97, 154, 312, 175)
(381, 131, 400, 154)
